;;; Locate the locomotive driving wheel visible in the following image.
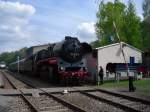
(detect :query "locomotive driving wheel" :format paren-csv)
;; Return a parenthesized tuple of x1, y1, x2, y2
(71, 77, 80, 86)
(44, 66, 60, 84)
(59, 76, 66, 86)
(39, 65, 49, 80)
(47, 67, 55, 83)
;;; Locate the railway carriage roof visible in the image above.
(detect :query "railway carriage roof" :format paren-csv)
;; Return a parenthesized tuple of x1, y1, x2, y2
(9, 59, 25, 65)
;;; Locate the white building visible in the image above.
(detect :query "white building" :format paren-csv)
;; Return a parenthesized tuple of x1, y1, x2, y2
(96, 42, 142, 78)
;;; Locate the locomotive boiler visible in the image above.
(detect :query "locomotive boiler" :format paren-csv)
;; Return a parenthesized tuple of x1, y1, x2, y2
(9, 36, 92, 85)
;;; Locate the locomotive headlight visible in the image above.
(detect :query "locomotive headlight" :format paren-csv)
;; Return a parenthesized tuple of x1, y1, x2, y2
(81, 67, 87, 71)
(60, 67, 64, 71)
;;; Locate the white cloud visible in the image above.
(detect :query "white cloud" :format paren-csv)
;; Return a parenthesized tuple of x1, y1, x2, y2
(76, 22, 97, 43)
(0, 1, 35, 18)
(138, 13, 144, 21)
(0, 1, 36, 53)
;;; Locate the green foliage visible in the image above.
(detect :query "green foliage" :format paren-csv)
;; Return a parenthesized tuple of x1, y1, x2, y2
(0, 47, 27, 65)
(124, 0, 142, 49)
(141, 17, 150, 52)
(91, 40, 103, 48)
(143, 0, 150, 18)
(95, 0, 142, 49)
(142, 0, 150, 52)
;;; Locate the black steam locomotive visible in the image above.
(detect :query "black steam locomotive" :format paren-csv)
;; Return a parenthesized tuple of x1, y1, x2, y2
(9, 36, 92, 85)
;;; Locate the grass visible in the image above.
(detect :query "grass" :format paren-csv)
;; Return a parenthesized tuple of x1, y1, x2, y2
(134, 79, 150, 94)
(97, 79, 150, 94)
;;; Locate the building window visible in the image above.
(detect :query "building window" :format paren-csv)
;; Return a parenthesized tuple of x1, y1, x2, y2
(130, 57, 135, 64)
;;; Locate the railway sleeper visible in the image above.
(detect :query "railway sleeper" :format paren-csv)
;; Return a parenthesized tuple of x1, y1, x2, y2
(97, 89, 150, 105)
(39, 105, 63, 110)
(80, 91, 142, 112)
(40, 108, 70, 112)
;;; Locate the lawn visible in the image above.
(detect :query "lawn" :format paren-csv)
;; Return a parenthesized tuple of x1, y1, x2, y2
(97, 79, 150, 94)
(134, 79, 150, 93)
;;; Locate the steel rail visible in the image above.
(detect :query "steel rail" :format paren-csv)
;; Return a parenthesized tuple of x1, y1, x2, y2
(71, 87, 150, 112)
(79, 91, 141, 112)
(39, 88, 87, 112)
(97, 88, 150, 105)
(5, 70, 150, 112)
(1, 71, 39, 112)
(7, 70, 150, 112)
(4, 71, 87, 112)
(78, 88, 150, 105)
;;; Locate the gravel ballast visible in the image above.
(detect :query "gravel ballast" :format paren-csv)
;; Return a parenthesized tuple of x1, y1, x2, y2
(26, 95, 73, 112)
(89, 91, 150, 112)
(54, 92, 125, 112)
(7, 96, 32, 112)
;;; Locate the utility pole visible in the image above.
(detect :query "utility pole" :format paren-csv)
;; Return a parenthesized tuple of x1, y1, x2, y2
(17, 56, 20, 73)
(113, 21, 135, 92)
(113, 22, 130, 76)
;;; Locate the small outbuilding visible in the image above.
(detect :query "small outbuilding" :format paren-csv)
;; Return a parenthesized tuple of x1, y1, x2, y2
(85, 42, 143, 83)
(96, 42, 142, 77)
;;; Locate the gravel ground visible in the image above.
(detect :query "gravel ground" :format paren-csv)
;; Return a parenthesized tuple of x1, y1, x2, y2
(103, 88, 150, 102)
(2, 75, 14, 89)
(0, 74, 4, 88)
(54, 92, 125, 112)
(0, 95, 12, 112)
(7, 96, 32, 112)
(26, 95, 73, 112)
(89, 91, 150, 112)
(3, 72, 30, 89)
(7, 71, 55, 88)
(3, 79, 13, 89)
(1, 93, 73, 112)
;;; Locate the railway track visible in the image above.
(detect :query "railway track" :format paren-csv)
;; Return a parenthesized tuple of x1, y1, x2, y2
(1, 71, 39, 112)
(2, 71, 125, 112)
(6, 70, 55, 88)
(1, 71, 87, 112)
(1, 70, 150, 112)
(1, 71, 31, 89)
(78, 89, 150, 112)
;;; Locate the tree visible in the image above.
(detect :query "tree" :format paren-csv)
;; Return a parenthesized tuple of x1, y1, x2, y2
(124, 0, 142, 49)
(141, 17, 150, 51)
(0, 52, 16, 64)
(95, 0, 142, 49)
(143, 0, 150, 18)
(91, 40, 101, 48)
(0, 47, 27, 65)
(141, 0, 150, 52)
(96, 0, 126, 46)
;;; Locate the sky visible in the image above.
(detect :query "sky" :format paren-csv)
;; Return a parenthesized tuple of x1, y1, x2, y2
(0, 0, 143, 53)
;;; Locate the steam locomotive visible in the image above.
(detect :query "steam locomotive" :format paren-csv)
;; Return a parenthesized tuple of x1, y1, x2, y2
(9, 36, 92, 85)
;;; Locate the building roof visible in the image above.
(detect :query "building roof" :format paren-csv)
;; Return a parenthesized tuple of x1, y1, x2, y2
(95, 42, 143, 53)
